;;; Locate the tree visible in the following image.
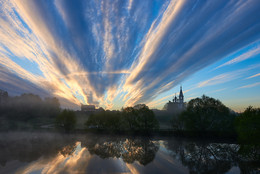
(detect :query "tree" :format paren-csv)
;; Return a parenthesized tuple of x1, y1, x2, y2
(56, 110, 76, 132)
(123, 104, 159, 131)
(136, 105, 159, 131)
(122, 107, 139, 130)
(176, 95, 235, 132)
(85, 111, 122, 130)
(235, 106, 260, 145)
(85, 105, 159, 132)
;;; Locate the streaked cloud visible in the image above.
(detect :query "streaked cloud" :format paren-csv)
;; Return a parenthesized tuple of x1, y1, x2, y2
(0, 0, 260, 109)
(197, 65, 260, 88)
(246, 73, 260, 79)
(236, 82, 260, 89)
(215, 44, 260, 70)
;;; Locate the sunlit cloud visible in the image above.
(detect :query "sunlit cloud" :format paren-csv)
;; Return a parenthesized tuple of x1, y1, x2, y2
(197, 65, 260, 88)
(0, 0, 260, 109)
(214, 44, 260, 70)
(236, 82, 260, 89)
(246, 73, 260, 79)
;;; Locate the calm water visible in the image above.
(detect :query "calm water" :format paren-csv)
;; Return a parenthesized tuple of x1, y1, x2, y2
(0, 132, 259, 174)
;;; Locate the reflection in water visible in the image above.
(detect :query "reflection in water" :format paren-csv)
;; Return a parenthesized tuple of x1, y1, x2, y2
(16, 142, 92, 174)
(0, 132, 259, 174)
(84, 137, 159, 165)
(164, 139, 260, 174)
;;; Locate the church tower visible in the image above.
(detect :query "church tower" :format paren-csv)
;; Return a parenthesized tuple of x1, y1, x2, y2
(174, 93, 177, 102)
(179, 86, 184, 103)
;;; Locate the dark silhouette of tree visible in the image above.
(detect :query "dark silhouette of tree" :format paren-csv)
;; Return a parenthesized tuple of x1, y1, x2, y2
(122, 107, 139, 130)
(122, 104, 159, 131)
(173, 95, 235, 133)
(235, 106, 260, 170)
(235, 106, 260, 145)
(56, 109, 76, 132)
(136, 105, 159, 131)
(85, 111, 122, 130)
(85, 104, 159, 131)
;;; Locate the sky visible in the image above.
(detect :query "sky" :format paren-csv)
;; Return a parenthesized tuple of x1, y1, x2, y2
(0, 0, 259, 112)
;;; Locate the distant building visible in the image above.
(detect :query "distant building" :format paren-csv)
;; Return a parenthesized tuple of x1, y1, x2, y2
(81, 104, 95, 112)
(0, 89, 8, 105)
(163, 86, 186, 114)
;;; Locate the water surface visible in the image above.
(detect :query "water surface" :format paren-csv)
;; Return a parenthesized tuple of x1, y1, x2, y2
(0, 132, 258, 174)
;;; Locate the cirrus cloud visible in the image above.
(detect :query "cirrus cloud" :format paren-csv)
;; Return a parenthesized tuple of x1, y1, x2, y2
(0, 0, 260, 109)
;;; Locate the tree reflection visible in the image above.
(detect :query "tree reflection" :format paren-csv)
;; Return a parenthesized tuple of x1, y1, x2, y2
(237, 144, 260, 173)
(164, 139, 259, 174)
(59, 143, 78, 157)
(1, 132, 259, 173)
(180, 143, 237, 174)
(83, 136, 159, 166)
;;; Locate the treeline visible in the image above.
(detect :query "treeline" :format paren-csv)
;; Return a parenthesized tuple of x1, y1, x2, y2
(0, 89, 60, 130)
(1, 89, 259, 142)
(85, 104, 159, 132)
(171, 95, 260, 144)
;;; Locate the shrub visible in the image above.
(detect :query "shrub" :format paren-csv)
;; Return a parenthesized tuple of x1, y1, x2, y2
(56, 110, 76, 132)
(235, 106, 260, 144)
(173, 95, 235, 133)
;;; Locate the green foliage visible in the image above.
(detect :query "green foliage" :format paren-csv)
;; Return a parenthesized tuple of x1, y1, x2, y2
(85, 111, 122, 130)
(85, 104, 159, 131)
(122, 107, 139, 130)
(122, 105, 159, 131)
(136, 105, 159, 130)
(172, 95, 235, 132)
(56, 110, 77, 132)
(235, 106, 260, 144)
(171, 114, 185, 131)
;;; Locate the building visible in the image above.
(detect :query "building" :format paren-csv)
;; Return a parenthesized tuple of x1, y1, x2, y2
(0, 89, 8, 105)
(81, 104, 96, 112)
(163, 86, 185, 114)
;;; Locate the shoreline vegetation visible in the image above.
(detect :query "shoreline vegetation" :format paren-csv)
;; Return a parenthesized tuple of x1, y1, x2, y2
(0, 89, 259, 145)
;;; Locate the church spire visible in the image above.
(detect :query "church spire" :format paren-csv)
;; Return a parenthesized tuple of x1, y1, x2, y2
(179, 85, 184, 103)
(174, 93, 177, 102)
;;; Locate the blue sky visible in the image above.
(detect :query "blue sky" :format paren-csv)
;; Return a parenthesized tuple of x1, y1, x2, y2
(0, 0, 259, 111)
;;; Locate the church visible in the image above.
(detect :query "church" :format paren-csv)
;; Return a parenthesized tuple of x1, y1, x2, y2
(163, 86, 185, 114)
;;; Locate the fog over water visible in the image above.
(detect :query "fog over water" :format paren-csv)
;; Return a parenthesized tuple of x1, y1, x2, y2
(0, 132, 258, 174)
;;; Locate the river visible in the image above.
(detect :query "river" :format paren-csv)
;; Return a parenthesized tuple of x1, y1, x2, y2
(0, 132, 258, 174)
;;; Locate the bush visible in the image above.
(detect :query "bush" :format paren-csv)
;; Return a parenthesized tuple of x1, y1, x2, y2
(56, 110, 76, 132)
(85, 104, 159, 132)
(173, 95, 235, 133)
(235, 106, 260, 144)
(85, 111, 122, 130)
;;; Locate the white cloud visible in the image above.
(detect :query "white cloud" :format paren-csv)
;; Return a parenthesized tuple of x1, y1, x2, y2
(236, 82, 260, 89)
(197, 65, 260, 88)
(246, 73, 260, 79)
(215, 44, 260, 70)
